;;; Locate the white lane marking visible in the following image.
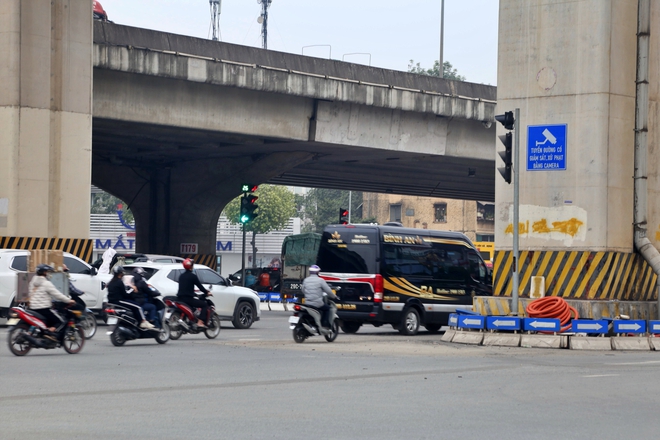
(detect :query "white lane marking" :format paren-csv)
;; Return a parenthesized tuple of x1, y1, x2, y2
(582, 374, 619, 378)
(605, 361, 660, 366)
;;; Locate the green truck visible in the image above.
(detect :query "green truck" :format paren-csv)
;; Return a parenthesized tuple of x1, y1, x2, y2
(280, 233, 321, 302)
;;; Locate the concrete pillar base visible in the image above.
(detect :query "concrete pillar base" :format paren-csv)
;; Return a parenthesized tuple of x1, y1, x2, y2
(451, 331, 484, 345)
(440, 329, 456, 342)
(648, 337, 660, 351)
(520, 334, 562, 349)
(569, 336, 613, 351)
(611, 337, 651, 351)
(482, 333, 521, 347)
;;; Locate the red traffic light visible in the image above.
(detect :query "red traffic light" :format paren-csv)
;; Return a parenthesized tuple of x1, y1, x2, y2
(339, 208, 349, 224)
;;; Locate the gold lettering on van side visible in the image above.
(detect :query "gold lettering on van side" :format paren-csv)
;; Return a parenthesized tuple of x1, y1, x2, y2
(420, 286, 466, 296)
(383, 234, 424, 244)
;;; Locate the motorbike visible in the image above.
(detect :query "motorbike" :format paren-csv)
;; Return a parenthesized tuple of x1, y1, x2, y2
(164, 294, 221, 340)
(104, 296, 170, 346)
(289, 300, 339, 343)
(6, 303, 86, 356)
(69, 284, 97, 339)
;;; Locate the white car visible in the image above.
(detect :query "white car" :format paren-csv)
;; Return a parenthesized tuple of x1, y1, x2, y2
(0, 249, 112, 317)
(123, 262, 261, 329)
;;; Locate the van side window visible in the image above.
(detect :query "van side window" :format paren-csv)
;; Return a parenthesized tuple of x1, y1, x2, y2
(383, 244, 433, 278)
(468, 252, 486, 282)
(430, 244, 468, 281)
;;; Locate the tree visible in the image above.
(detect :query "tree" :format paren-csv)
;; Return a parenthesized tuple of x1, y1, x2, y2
(223, 185, 296, 266)
(91, 191, 134, 224)
(407, 59, 466, 81)
(300, 189, 375, 233)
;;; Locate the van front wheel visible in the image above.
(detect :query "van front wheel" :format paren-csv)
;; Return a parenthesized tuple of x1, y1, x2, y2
(399, 308, 420, 335)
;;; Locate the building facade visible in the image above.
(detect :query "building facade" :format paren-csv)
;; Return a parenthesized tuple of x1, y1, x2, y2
(362, 193, 494, 242)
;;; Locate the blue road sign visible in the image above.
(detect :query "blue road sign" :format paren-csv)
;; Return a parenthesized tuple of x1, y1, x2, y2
(613, 320, 646, 334)
(527, 124, 567, 171)
(523, 318, 560, 332)
(571, 319, 608, 334)
(457, 315, 485, 330)
(486, 316, 521, 331)
(649, 321, 660, 334)
(448, 313, 458, 327)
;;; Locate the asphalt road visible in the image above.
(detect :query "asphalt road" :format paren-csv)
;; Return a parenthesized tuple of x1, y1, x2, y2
(2, 309, 660, 439)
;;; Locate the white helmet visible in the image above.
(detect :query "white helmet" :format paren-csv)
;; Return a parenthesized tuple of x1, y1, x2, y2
(309, 265, 321, 274)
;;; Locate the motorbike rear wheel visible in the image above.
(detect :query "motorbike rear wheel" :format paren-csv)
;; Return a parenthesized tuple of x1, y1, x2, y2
(154, 321, 170, 344)
(168, 310, 184, 340)
(80, 312, 97, 339)
(110, 326, 126, 346)
(8, 324, 31, 356)
(324, 320, 339, 342)
(63, 327, 85, 354)
(293, 325, 308, 343)
(204, 314, 221, 339)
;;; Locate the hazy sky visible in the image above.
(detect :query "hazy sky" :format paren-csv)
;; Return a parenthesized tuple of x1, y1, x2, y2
(100, 0, 499, 85)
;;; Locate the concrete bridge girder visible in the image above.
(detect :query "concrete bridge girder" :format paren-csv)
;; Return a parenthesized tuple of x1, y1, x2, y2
(93, 44, 496, 124)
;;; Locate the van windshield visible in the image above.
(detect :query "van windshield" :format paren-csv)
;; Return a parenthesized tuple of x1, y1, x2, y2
(317, 230, 378, 274)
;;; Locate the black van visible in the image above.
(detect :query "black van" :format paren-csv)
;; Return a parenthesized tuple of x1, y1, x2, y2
(317, 224, 492, 335)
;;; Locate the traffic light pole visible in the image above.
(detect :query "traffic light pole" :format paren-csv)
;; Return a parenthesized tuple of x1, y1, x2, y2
(241, 223, 247, 287)
(512, 108, 520, 315)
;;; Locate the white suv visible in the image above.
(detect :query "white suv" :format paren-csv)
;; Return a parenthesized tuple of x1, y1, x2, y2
(123, 262, 261, 329)
(0, 249, 112, 317)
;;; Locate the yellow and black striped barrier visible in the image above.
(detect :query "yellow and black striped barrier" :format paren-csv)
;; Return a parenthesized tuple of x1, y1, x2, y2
(180, 254, 217, 271)
(0, 236, 93, 262)
(493, 250, 657, 301)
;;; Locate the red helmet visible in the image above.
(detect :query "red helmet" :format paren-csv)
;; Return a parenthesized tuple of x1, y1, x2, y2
(183, 258, 194, 270)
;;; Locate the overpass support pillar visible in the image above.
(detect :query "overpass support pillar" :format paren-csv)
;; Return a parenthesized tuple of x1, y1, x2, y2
(0, 1, 93, 259)
(494, 0, 659, 302)
(94, 152, 312, 268)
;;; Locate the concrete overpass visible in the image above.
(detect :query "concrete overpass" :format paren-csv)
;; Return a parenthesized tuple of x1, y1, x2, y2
(90, 21, 497, 257)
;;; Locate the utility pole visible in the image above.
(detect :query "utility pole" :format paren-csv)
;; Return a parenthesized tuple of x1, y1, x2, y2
(209, 0, 221, 41)
(258, 0, 272, 50)
(439, 0, 445, 77)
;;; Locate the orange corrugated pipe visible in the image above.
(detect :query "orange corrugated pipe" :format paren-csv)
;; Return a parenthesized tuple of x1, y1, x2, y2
(526, 296, 578, 333)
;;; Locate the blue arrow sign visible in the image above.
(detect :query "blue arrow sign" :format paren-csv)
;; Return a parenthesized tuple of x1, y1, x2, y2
(613, 320, 646, 334)
(649, 321, 660, 334)
(448, 313, 458, 327)
(457, 315, 484, 329)
(572, 319, 608, 334)
(523, 318, 560, 332)
(486, 316, 521, 331)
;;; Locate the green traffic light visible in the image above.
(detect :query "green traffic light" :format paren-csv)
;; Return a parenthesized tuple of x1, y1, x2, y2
(240, 214, 249, 223)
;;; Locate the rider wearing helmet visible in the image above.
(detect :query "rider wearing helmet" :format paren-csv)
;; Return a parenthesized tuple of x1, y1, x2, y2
(132, 267, 160, 328)
(301, 265, 338, 333)
(28, 264, 75, 334)
(176, 258, 211, 328)
(106, 265, 154, 329)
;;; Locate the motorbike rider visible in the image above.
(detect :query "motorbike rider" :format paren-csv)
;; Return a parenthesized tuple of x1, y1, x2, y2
(106, 265, 155, 329)
(301, 265, 338, 334)
(132, 267, 160, 328)
(176, 258, 211, 328)
(28, 264, 76, 338)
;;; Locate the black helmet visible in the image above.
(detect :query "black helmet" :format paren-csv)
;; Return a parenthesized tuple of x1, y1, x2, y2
(36, 264, 54, 275)
(112, 265, 125, 275)
(133, 267, 145, 276)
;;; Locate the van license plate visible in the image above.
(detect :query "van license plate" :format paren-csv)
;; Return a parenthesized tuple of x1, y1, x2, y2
(107, 317, 118, 325)
(288, 316, 299, 325)
(7, 318, 19, 326)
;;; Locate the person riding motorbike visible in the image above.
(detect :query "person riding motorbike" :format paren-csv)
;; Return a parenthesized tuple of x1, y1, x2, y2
(301, 265, 338, 334)
(28, 264, 76, 338)
(106, 265, 154, 329)
(132, 267, 160, 328)
(176, 258, 211, 328)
